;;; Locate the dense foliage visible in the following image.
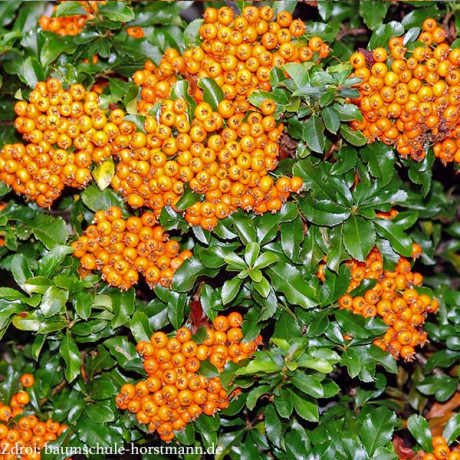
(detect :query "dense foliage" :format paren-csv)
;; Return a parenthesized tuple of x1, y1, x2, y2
(0, 1, 459, 459)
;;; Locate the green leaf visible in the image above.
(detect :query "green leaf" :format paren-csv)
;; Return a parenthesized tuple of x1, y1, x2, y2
(369, 21, 404, 49)
(291, 373, 324, 398)
(31, 335, 46, 361)
(104, 336, 143, 373)
(172, 258, 214, 292)
(349, 279, 377, 298)
(333, 102, 363, 122)
(198, 77, 224, 111)
(273, 0, 298, 15)
(54, 1, 87, 16)
(330, 147, 358, 176)
(340, 125, 368, 147)
(417, 375, 458, 402)
(60, 332, 82, 383)
(281, 218, 304, 262)
(23, 276, 54, 295)
(322, 106, 340, 134)
(19, 213, 68, 249)
(283, 62, 312, 88)
(75, 291, 93, 320)
(222, 277, 243, 305)
(11, 253, 33, 286)
(236, 354, 282, 375)
(300, 196, 351, 227)
(401, 6, 442, 29)
(303, 116, 325, 153)
(343, 216, 376, 261)
(89, 379, 118, 402)
(246, 384, 271, 410)
(40, 287, 68, 318)
(244, 242, 260, 267)
(232, 213, 257, 244)
(265, 404, 283, 449)
(184, 18, 203, 48)
(407, 415, 432, 453)
(174, 184, 202, 211)
(19, 57, 45, 89)
(38, 245, 74, 278)
(111, 288, 135, 329)
(99, 2, 134, 22)
(251, 276, 271, 298)
(171, 80, 197, 118)
(77, 414, 123, 449)
(129, 311, 152, 342)
(360, 407, 397, 455)
(359, 1, 390, 29)
(335, 310, 387, 339)
(274, 389, 293, 418)
(12, 311, 40, 332)
(321, 264, 351, 305)
(360, 144, 395, 185)
(168, 293, 187, 329)
(296, 356, 334, 374)
(254, 251, 279, 270)
(81, 185, 125, 213)
(327, 225, 349, 272)
(443, 413, 460, 445)
(374, 219, 413, 257)
(288, 389, 319, 422)
(267, 262, 318, 309)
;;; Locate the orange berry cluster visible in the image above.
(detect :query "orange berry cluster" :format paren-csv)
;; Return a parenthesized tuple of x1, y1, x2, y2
(134, 6, 328, 111)
(111, 93, 303, 230)
(0, 78, 132, 207)
(116, 313, 261, 442)
(0, 374, 70, 460)
(72, 206, 191, 290)
(38, 1, 104, 36)
(350, 18, 460, 163)
(126, 5, 323, 230)
(337, 247, 438, 361)
(420, 436, 460, 460)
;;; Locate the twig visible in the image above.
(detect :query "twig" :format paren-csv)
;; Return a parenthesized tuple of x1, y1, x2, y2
(337, 27, 367, 42)
(39, 378, 67, 406)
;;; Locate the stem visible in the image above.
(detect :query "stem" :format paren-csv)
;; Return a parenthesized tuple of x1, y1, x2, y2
(278, 303, 297, 321)
(39, 378, 67, 406)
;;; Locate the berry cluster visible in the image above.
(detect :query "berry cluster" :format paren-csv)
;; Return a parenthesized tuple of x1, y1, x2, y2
(2, 6, 312, 232)
(111, 94, 303, 230)
(0, 374, 70, 460)
(337, 247, 438, 361)
(127, 5, 326, 229)
(134, 7, 329, 110)
(350, 18, 460, 164)
(420, 436, 460, 460)
(38, 1, 104, 36)
(116, 313, 261, 442)
(71, 206, 191, 290)
(0, 79, 129, 207)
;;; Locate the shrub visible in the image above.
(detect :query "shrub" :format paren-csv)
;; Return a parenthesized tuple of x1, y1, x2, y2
(0, 1, 459, 459)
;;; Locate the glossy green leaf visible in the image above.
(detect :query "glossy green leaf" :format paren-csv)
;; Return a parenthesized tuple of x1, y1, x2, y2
(40, 286, 68, 318)
(359, 1, 390, 29)
(303, 116, 325, 153)
(407, 415, 432, 453)
(197, 77, 224, 111)
(343, 216, 375, 261)
(60, 332, 82, 382)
